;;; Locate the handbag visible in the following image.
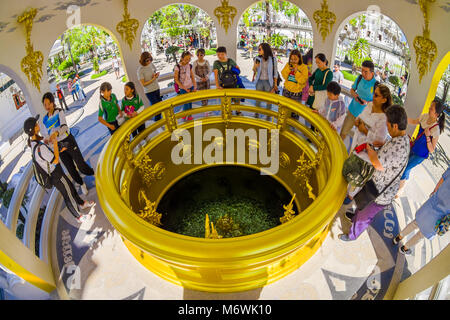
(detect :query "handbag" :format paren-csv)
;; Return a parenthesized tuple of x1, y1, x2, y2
(409, 123, 438, 148)
(311, 69, 330, 110)
(354, 150, 408, 211)
(342, 152, 375, 187)
(434, 214, 449, 236)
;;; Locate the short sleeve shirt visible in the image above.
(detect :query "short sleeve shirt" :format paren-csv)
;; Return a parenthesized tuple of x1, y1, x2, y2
(121, 95, 144, 118)
(175, 64, 194, 89)
(372, 135, 410, 206)
(31, 141, 56, 173)
(213, 59, 237, 79)
(98, 93, 119, 123)
(332, 71, 344, 83)
(419, 114, 440, 139)
(137, 63, 160, 93)
(348, 76, 377, 118)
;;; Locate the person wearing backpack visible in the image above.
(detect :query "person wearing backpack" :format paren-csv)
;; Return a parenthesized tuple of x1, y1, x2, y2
(174, 51, 197, 121)
(340, 60, 379, 141)
(252, 43, 280, 120)
(396, 98, 446, 198)
(339, 105, 410, 242)
(40, 92, 94, 195)
(24, 115, 95, 223)
(56, 84, 68, 111)
(213, 46, 242, 115)
(393, 167, 450, 255)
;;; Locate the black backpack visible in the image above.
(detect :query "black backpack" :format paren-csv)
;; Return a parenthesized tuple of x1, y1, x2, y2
(31, 143, 53, 189)
(218, 60, 238, 88)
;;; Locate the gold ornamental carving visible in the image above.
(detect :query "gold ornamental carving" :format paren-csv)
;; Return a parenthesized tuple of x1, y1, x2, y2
(122, 135, 166, 186)
(164, 106, 178, 133)
(221, 96, 232, 127)
(205, 214, 222, 239)
(414, 0, 437, 82)
(292, 135, 325, 197)
(280, 193, 297, 224)
(137, 190, 162, 226)
(17, 9, 44, 92)
(279, 152, 290, 169)
(313, 0, 336, 42)
(116, 0, 140, 50)
(214, 0, 237, 34)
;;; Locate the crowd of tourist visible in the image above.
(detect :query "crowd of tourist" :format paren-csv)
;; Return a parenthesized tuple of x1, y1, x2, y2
(23, 41, 448, 249)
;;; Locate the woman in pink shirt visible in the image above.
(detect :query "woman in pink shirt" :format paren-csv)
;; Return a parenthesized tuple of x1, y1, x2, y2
(174, 51, 197, 121)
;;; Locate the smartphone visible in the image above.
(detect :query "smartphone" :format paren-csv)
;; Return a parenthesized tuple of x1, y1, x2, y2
(356, 96, 364, 104)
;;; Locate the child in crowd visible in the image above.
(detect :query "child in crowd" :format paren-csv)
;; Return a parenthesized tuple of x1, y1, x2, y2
(68, 79, 78, 102)
(98, 82, 123, 135)
(318, 81, 346, 132)
(193, 48, 211, 107)
(56, 83, 68, 111)
(213, 46, 241, 115)
(121, 81, 145, 138)
(174, 51, 197, 121)
(281, 49, 309, 119)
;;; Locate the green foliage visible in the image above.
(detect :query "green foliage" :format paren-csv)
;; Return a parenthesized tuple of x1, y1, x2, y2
(392, 94, 404, 106)
(388, 75, 401, 88)
(91, 70, 107, 79)
(16, 223, 24, 240)
(347, 38, 371, 68)
(57, 57, 80, 72)
(269, 33, 286, 49)
(92, 57, 100, 73)
(169, 196, 280, 238)
(205, 48, 217, 56)
(342, 70, 358, 82)
(0, 180, 28, 210)
(148, 4, 212, 40)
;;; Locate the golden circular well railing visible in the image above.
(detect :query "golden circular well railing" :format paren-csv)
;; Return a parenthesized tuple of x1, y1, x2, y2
(96, 89, 348, 292)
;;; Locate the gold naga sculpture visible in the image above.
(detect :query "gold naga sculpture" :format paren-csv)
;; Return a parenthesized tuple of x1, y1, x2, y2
(292, 134, 325, 200)
(116, 0, 140, 50)
(214, 0, 237, 34)
(280, 193, 297, 224)
(137, 190, 162, 226)
(205, 214, 222, 239)
(313, 0, 337, 42)
(17, 8, 44, 92)
(414, 0, 437, 82)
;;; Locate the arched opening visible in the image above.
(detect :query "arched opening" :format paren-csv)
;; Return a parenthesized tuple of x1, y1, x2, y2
(333, 9, 411, 105)
(0, 68, 32, 155)
(46, 24, 128, 112)
(140, 4, 218, 92)
(236, 0, 314, 82)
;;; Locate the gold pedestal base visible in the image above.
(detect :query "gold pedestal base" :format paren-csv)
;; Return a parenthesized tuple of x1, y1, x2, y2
(122, 224, 330, 293)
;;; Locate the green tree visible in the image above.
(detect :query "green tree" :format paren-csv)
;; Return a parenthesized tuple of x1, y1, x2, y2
(348, 38, 371, 69)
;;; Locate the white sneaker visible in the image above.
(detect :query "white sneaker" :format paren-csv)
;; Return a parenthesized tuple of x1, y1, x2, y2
(80, 183, 89, 195)
(76, 214, 90, 224)
(79, 200, 95, 210)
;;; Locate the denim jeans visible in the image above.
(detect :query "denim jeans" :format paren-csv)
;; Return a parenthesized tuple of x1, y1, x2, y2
(146, 90, 162, 121)
(179, 86, 194, 111)
(401, 152, 426, 180)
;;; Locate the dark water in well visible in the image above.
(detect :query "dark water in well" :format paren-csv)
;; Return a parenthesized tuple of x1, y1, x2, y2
(157, 166, 298, 238)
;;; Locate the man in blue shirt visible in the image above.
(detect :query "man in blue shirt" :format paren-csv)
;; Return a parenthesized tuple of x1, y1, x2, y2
(340, 60, 378, 141)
